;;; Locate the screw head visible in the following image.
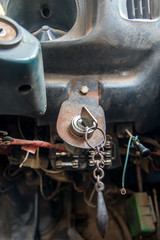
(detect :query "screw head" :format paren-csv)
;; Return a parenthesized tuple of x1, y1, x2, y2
(80, 86, 89, 95)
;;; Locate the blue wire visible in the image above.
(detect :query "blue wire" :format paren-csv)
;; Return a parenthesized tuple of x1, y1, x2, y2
(133, 135, 139, 146)
(122, 136, 133, 189)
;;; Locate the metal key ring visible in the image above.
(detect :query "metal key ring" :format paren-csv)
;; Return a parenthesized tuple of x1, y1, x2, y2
(85, 127, 106, 150)
(93, 168, 104, 180)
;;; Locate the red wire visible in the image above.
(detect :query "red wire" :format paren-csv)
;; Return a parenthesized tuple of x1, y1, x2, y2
(151, 152, 160, 157)
(2, 137, 66, 154)
(151, 161, 160, 172)
(150, 152, 160, 172)
(72, 181, 85, 193)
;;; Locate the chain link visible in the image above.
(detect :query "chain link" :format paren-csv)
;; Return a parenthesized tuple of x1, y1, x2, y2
(85, 125, 106, 191)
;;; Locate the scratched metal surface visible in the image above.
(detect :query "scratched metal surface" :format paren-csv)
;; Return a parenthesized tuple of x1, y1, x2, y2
(57, 78, 105, 149)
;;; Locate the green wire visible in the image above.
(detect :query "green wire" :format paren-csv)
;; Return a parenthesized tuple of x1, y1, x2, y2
(133, 135, 139, 146)
(122, 136, 133, 189)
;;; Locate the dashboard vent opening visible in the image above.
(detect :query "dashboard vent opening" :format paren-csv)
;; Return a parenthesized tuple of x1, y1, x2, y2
(127, 0, 154, 19)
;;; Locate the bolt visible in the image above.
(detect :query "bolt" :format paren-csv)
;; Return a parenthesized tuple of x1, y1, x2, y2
(80, 86, 89, 95)
(42, 25, 49, 31)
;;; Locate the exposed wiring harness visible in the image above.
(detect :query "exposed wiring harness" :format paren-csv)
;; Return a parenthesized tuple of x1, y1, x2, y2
(35, 169, 61, 201)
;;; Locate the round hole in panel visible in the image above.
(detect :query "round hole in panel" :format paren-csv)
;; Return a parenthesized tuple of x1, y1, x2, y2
(18, 84, 32, 95)
(41, 5, 52, 19)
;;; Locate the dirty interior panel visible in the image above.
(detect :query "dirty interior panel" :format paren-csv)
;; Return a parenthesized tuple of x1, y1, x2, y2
(0, 0, 160, 239)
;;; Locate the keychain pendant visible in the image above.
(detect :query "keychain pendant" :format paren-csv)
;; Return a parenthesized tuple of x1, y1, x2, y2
(95, 183, 108, 238)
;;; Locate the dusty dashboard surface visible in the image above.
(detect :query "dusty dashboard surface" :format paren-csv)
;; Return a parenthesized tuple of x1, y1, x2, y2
(0, 1, 160, 240)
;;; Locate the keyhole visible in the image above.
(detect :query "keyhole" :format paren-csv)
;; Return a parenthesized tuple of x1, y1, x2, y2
(0, 28, 6, 36)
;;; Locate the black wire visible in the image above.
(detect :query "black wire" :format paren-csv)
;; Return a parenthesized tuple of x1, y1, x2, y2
(0, 185, 14, 193)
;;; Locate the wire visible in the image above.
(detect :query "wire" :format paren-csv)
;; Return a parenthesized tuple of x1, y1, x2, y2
(3, 137, 67, 152)
(133, 135, 139, 146)
(33, 189, 39, 240)
(88, 188, 96, 203)
(72, 181, 85, 193)
(139, 136, 160, 149)
(83, 191, 96, 208)
(0, 185, 14, 193)
(153, 188, 160, 239)
(19, 151, 29, 168)
(121, 136, 133, 194)
(109, 208, 132, 240)
(3, 165, 22, 180)
(149, 153, 160, 172)
(151, 161, 160, 172)
(39, 164, 63, 175)
(151, 152, 160, 157)
(153, 189, 160, 221)
(17, 116, 25, 139)
(36, 147, 63, 175)
(35, 169, 61, 201)
(83, 178, 96, 208)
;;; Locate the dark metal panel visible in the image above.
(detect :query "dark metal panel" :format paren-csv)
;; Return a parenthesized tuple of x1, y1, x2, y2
(0, 17, 46, 117)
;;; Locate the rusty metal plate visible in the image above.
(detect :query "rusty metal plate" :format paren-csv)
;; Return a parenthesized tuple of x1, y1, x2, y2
(0, 19, 17, 42)
(57, 100, 105, 149)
